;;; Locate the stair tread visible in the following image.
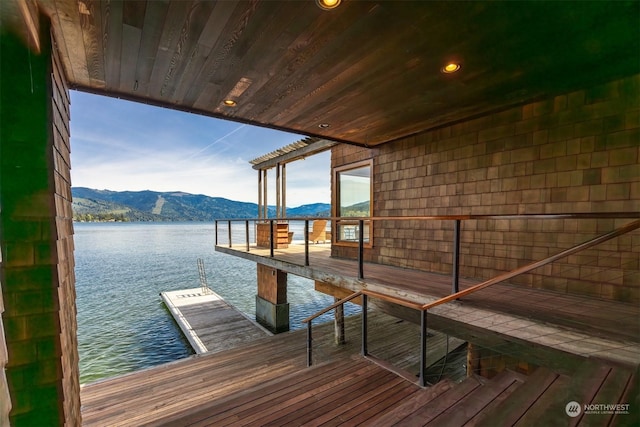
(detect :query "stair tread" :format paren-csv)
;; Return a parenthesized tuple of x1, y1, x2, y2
(371, 379, 456, 426)
(394, 377, 483, 426)
(474, 367, 560, 427)
(427, 370, 527, 426)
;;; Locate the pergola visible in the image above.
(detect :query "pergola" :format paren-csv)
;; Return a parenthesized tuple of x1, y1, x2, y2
(250, 137, 337, 219)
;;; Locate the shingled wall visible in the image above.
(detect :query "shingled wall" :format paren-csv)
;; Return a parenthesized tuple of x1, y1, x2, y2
(332, 75, 639, 303)
(0, 18, 80, 426)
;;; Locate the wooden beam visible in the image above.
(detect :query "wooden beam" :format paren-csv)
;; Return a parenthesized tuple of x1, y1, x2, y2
(251, 139, 338, 170)
(276, 163, 280, 218)
(257, 169, 262, 219)
(17, 0, 40, 52)
(282, 163, 287, 218)
(315, 281, 362, 305)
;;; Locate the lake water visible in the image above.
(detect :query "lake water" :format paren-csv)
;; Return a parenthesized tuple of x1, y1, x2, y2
(75, 222, 357, 384)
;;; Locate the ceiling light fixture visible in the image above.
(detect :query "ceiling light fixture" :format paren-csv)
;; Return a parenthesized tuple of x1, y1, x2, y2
(318, 123, 330, 129)
(316, 0, 341, 11)
(223, 99, 237, 107)
(441, 62, 461, 73)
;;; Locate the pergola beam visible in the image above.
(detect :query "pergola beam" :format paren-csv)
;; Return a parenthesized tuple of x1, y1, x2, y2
(251, 138, 337, 170)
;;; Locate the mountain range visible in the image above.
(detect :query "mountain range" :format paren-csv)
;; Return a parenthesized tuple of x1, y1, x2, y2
(72, 187, 330, 222)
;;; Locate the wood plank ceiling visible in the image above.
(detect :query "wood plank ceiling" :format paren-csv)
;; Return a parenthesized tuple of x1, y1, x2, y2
(21, 1, 640, 146)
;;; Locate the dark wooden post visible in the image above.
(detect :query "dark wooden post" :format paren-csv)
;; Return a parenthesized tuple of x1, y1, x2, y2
(334, 297, 345, 345)
(245, 220, 250, 251)
(358, 219, 364, 279)
(304, 219, 310, 266)
(361, 294, 368, 356)
(452, 219, 461, 295)
(419, 310, 428, 387)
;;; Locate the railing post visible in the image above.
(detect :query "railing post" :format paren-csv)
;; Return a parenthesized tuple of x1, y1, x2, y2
(307, 321, 313, 367)
(452, 219, 461, 295)
(304, 219, 310, 266)
(358, 219, 364, 279)
(245, 220, 250, 252)
(419, 309, 427, 387)
(228, 220, 232, 248)
(215, 220, 218, 246)
(361, 293, 368, 356)
(269, 219, 274, 257)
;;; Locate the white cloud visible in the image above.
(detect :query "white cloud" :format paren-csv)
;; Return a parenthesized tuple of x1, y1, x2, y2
(69, 91, 330, 207)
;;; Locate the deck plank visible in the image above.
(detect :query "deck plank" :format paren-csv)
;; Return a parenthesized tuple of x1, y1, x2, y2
(261, 370, 399, 426)
(579, 367, 635, 427)
(433, 370, 525, 426)
(312, 380, 420, 427)
(315, 376, 414, 425)
(174, 359, 367, 427)
(82, 310, 453, 426)
(474, 367, 559, 427)
(398, 377, 482, 427)
(370, 379, 456, 426)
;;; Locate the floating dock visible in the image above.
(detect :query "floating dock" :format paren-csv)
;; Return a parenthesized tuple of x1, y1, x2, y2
(160, 287, 271, 355)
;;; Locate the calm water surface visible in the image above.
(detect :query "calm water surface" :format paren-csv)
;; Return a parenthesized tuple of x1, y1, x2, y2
(75, 222, 356, 384)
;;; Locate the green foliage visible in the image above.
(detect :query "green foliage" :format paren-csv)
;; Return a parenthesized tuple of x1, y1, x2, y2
(341, 201, 370, 217)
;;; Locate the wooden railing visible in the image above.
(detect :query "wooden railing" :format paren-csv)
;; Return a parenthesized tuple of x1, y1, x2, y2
(215, 212, 639, 293)
(301, 291, 363, 367)
(299, 218, 640, 387)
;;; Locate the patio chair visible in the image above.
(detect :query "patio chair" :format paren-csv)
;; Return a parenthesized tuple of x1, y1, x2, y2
(309, 220, 328, 244)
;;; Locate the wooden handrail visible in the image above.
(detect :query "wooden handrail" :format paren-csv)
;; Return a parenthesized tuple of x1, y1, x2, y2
(264, 218, 640, 321)
(420, 219, 640, 311)
(361, 290, 424, 311)
(301, 291, 362, 324)
(215, 212, 640, 223)
(331, 219, 639, 314)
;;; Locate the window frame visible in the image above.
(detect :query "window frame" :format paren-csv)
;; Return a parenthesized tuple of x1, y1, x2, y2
(332, 159, 373, 248)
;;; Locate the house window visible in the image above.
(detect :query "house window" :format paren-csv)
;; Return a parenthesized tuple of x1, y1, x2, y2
(334, 160, 372, 245)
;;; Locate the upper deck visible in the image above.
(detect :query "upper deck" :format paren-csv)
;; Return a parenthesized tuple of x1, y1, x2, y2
(215, 216, 640, 372)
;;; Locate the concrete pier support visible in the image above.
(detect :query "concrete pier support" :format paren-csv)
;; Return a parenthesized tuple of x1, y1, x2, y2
(256, 264, 289, 333)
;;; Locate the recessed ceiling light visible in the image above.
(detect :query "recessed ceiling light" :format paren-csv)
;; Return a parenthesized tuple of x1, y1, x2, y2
(223, 99, 237, 107)
(441, 63, 461, 74)
(316, 0, 341, 11)
(318, 123, 330, 129)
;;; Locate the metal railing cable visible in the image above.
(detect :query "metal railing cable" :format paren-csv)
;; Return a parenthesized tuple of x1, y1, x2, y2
(301, 291, 362, 367)
(215, 212, 639, 293)
(298, 218, 639, 387)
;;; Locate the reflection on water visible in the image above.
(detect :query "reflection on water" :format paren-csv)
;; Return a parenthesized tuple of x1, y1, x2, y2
(75, 222, 357, 384)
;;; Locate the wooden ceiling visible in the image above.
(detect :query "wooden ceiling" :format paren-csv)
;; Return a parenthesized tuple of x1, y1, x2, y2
(18, 1, 640, 145)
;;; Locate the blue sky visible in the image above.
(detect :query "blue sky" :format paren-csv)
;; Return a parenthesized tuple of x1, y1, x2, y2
(70, 91, 330, 207)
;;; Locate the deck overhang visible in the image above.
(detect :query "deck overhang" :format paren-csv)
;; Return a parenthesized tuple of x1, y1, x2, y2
(216, 243, 640, 373)
(5, 1, 638, 147)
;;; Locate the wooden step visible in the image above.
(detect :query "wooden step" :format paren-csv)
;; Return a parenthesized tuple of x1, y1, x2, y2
(370, 379, 457, 426)
(573, 363, 638, 427)
(431, 370, 527, 426)
(380, 377, 484, 427)
(609, 367, 639, 427)
(474, 367, 560, 427)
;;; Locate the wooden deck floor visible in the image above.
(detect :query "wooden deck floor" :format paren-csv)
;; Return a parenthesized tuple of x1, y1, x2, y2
(216, 243, 640, 370)
(81, 311, 460, 426)
(81, 308, 639, 426)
